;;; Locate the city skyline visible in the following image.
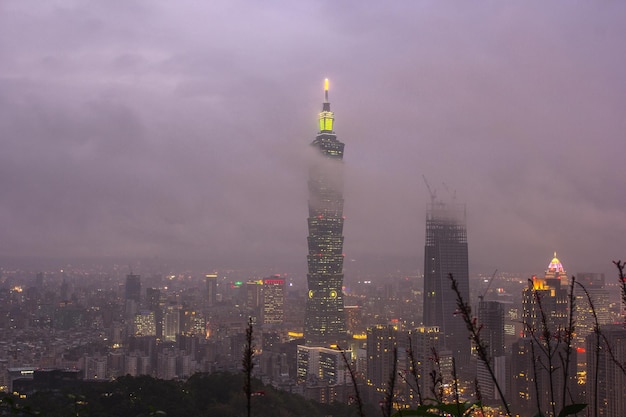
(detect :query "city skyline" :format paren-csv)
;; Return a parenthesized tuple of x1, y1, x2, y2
(1, 2, 625, 276)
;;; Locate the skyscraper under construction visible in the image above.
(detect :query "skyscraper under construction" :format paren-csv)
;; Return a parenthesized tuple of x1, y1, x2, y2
(304, 79, 346, 347)
(423, 202, 470, 368)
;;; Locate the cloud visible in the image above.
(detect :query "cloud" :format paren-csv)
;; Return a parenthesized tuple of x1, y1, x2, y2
(1, 1, 625, 277)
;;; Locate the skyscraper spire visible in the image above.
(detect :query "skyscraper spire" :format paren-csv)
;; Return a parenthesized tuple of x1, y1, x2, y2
(305, 80, 346, 347)
(319, 78, 334, 132)
(324, 78, 329, 103)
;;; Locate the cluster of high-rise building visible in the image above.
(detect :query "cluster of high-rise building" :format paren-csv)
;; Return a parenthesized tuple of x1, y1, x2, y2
(0, 81, 624, 416)
(296, 82, 624, 415)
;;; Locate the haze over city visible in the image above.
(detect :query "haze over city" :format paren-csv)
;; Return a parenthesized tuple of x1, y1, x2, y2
(1, 1, 625, 276)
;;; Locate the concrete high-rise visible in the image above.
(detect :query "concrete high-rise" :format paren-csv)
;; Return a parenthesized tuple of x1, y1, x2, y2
(304, 79, 346, 347)
(125, 274, 141, 303)
(522, 253, 568, 337)
(246, 279, 263, 322)
(586, 324, 626, 417)
(205, 273, 218, 308)
(406, 326, 441, 402)
(146, 288, 163, 340)
(125, 273, 141, 318)
(262, 276, 285, 325)
(163, 304, 181, 342)
(510, 337, 579, 416)
(513, 253, 582, 416)
(477, 300, 506, 403)
(574, 272, 610, 349)
(422, 202, 470, 369)
(366, 325, 398, 391)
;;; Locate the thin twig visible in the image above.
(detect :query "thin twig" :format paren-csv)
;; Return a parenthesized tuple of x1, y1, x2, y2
(599, 332, 626, 375)
(613, 260, 626, 322)
(575, 281, 600, 417)
(337, 346, 366, 417)
(449, 274, 511, 416)
(451, 357, 461, 417)
(382, 347, 398, 417)
(529, 335, 543, 417)
(474, 378, 486, 417)
(242, 317, 254, 417)
(429, 348, 443, 403)
(406, 337, 424, 406)
(532, 280, 557, 417)
(559, 276, 576, 412)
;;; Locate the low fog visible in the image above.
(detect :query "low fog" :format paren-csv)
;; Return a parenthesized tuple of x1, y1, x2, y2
(1, 1, 625, 276)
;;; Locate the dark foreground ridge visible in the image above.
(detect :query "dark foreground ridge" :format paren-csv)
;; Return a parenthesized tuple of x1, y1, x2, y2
(2, 372, 376, 417)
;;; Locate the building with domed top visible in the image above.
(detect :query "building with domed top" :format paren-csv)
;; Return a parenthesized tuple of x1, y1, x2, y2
(522, 252, 569, 337)
(544, 252, 568, 284)
(512, 253, 582, 415)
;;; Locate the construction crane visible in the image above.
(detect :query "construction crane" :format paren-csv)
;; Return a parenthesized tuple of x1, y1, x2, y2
(479, 269, 498, 302)
(422, 175, 436, 206)
(441, 182, 456, 201)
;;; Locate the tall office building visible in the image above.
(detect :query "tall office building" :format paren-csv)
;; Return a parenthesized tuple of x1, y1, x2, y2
(297, 345, 348, 386)
(262, 276, 285, 325)
(510, 337, 579, 416)
(134, 311, 156, 337)
(366, 325, 398, 391)
(586, 324, 626, 417)
(513, 253, 581, 416)
(146, 288, 164, 340)
(522, 253, 568, 337)
(180, 309, 205, 336)
(478, 300, 505, 358)
(205, 273, 218, 308)
(125, 274, 141, 319)
(163, 304, 181, 342)
(574, 272, 610, 349)
(422, 203, 470, 369)
(246, 279, 263, 322)
(304, 79, 347, 347)
(297, 345, 350, 404)
(125, 274, 141, 303)
(406, 326, 441, 402)
(476, 300, 506, 403)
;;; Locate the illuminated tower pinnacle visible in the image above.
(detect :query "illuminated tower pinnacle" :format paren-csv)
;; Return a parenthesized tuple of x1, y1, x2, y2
(304, 79, 346, 347)
(319, 78, 334, 132)
(324, 78, 329, 101)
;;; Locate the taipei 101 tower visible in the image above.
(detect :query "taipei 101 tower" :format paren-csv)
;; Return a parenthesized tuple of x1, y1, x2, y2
(304, 79, 347, 347)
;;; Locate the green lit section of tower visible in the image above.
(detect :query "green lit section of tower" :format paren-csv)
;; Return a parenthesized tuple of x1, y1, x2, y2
(304, 79, 347, 347)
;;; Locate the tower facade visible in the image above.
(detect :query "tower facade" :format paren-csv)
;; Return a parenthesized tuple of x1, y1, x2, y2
(574, 272, 610, 349)
(586, 324, 626, 417)
(477, 300, 506, 403)
(366, 325, 398, 390)
(262, 276, 285, 325)
(422, 203, 470, 368)
(478, 300, 505, 357)
(125, 274, 141, 303)
(205, 273, 218, 308)
(125, 273, 141, 319)
(522, 253, 568, 337)
(406, 326, 441, 402)
(304, 79, 347, 347)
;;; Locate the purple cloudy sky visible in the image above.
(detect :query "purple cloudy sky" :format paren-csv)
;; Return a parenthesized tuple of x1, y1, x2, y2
(1, 1, 625, 277)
